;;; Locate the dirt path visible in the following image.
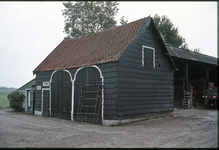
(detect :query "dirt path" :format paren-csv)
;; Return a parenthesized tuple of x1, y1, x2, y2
(0, 106, 218, 148)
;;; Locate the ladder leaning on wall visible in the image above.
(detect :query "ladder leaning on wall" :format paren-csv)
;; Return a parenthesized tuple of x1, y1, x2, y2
(183, 91, 191, 109)
(76, 84, 102, 124)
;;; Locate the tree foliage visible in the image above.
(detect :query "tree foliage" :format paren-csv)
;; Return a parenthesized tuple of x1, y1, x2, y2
(119, 16, 128, 25)
(62, 1, 119, 39)
(153, 14, 188, 49)
(7, 91, 25, 112)
(193, 48, 200, 53)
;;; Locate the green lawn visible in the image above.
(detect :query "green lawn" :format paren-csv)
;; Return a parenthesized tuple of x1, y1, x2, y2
(0, 92, 10, 109)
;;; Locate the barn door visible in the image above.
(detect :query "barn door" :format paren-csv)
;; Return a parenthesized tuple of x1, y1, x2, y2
(74, 67, 102, 123)
(51, 70, 72, 120)
(42, 89, 50, 117)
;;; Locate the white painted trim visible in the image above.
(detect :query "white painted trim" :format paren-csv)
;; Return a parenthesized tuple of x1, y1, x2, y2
(63, 69, 74, 120)
(72, 65, 104, 121)
(142, 45, 155, 68)
(49, 70, 59, 82)
(25, 88, 31, 111)
(49, 70, 73, 117)
(41, 88, 50, 116)
(142, 46, 144, 66)
(48, 67, 104, 122)
(63, 69, 73, 81)
(35, 110, 42, 116)
(48, 70, 59, 116)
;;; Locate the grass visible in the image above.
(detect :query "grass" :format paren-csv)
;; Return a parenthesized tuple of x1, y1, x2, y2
(0, 91, 10, 109)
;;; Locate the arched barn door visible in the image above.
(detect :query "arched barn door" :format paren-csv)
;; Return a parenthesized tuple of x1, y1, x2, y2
(51, 70, 72, 120)
(74, 67, 102, 124)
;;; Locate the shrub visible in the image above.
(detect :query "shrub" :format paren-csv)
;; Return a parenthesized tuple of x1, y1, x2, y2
(7, 91, 25, 111)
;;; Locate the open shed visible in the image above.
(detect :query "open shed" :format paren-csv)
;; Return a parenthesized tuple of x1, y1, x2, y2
(166, 46, 218, 107)
(33, 16, 176, 125)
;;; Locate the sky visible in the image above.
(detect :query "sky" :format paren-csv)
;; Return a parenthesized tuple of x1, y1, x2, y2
(0, 1, 217, 88)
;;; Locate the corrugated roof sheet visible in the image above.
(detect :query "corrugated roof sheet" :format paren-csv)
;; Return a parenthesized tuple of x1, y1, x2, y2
(33, 17, 148, 73)
(166, 46, 218, 65)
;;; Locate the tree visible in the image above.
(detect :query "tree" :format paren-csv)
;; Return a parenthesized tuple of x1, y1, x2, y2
(62, 1, 119, 39)
(119, 16, 128, 25)
(193, 48, 200, 53)
(153, 14, 188, 49)
(7, 91, 25, 112)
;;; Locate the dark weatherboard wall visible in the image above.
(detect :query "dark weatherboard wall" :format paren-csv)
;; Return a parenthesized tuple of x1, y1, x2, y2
(98, 62, 118, 121)
(116, 20, 174, 120)
(35, 71, 53, 112)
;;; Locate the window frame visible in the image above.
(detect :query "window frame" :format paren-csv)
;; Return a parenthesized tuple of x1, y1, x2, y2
(142, 45, 155, 68)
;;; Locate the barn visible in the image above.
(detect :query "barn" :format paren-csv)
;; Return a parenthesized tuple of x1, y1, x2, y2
(33, 16, 176, 125)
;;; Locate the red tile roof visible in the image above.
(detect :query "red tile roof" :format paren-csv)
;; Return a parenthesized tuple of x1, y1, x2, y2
(33, 17, 148, 73)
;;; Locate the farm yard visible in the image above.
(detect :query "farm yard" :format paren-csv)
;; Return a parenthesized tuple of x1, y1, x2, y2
(0, 15, 218, 148)
(0, 106, 217, 148)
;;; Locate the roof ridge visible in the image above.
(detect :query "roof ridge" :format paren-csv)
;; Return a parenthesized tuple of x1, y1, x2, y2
(64, 16, 149, 42)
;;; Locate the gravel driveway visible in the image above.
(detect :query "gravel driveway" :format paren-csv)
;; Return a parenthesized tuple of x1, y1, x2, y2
(0, 106, 217, 148)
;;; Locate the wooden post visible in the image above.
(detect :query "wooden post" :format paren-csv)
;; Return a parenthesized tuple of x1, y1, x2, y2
(205, 65, 209, 90)
(190, 85, 193, 109)
(185, 62, 189, 92)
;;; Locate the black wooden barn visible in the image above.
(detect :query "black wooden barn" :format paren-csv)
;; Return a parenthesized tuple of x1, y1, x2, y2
(33, 16, 176, 125)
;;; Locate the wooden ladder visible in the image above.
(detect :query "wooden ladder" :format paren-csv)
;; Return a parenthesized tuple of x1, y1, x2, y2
(76, 84, 102, 124)
(184, 91, 191, 109)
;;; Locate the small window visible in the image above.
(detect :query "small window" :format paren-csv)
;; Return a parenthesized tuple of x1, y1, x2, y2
(142, 45, 155, 68)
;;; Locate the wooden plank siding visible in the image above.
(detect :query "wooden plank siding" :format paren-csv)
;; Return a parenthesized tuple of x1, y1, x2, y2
(35, 63, 119, 121)
(35, 71, 53, 111)
(98, 62, 118, 120)
(117, 22, 174, 120)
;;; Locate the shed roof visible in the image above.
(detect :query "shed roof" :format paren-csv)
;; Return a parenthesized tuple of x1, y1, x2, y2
(33, 17, 148, 73)
(166, 46, 218, 66)
(17, 78, 35, 91)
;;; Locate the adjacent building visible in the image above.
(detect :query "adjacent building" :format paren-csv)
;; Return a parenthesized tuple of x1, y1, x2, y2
(17, 78, 35, 113)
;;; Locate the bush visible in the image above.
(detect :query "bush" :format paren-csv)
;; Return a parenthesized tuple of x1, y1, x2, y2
(7, 91, 25, 112)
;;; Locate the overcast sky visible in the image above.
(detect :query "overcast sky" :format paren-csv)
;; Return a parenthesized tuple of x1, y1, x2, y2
(0, 1, 217, 88)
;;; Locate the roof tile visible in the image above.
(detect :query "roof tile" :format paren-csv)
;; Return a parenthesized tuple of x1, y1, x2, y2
(34, 17, 148, 72)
